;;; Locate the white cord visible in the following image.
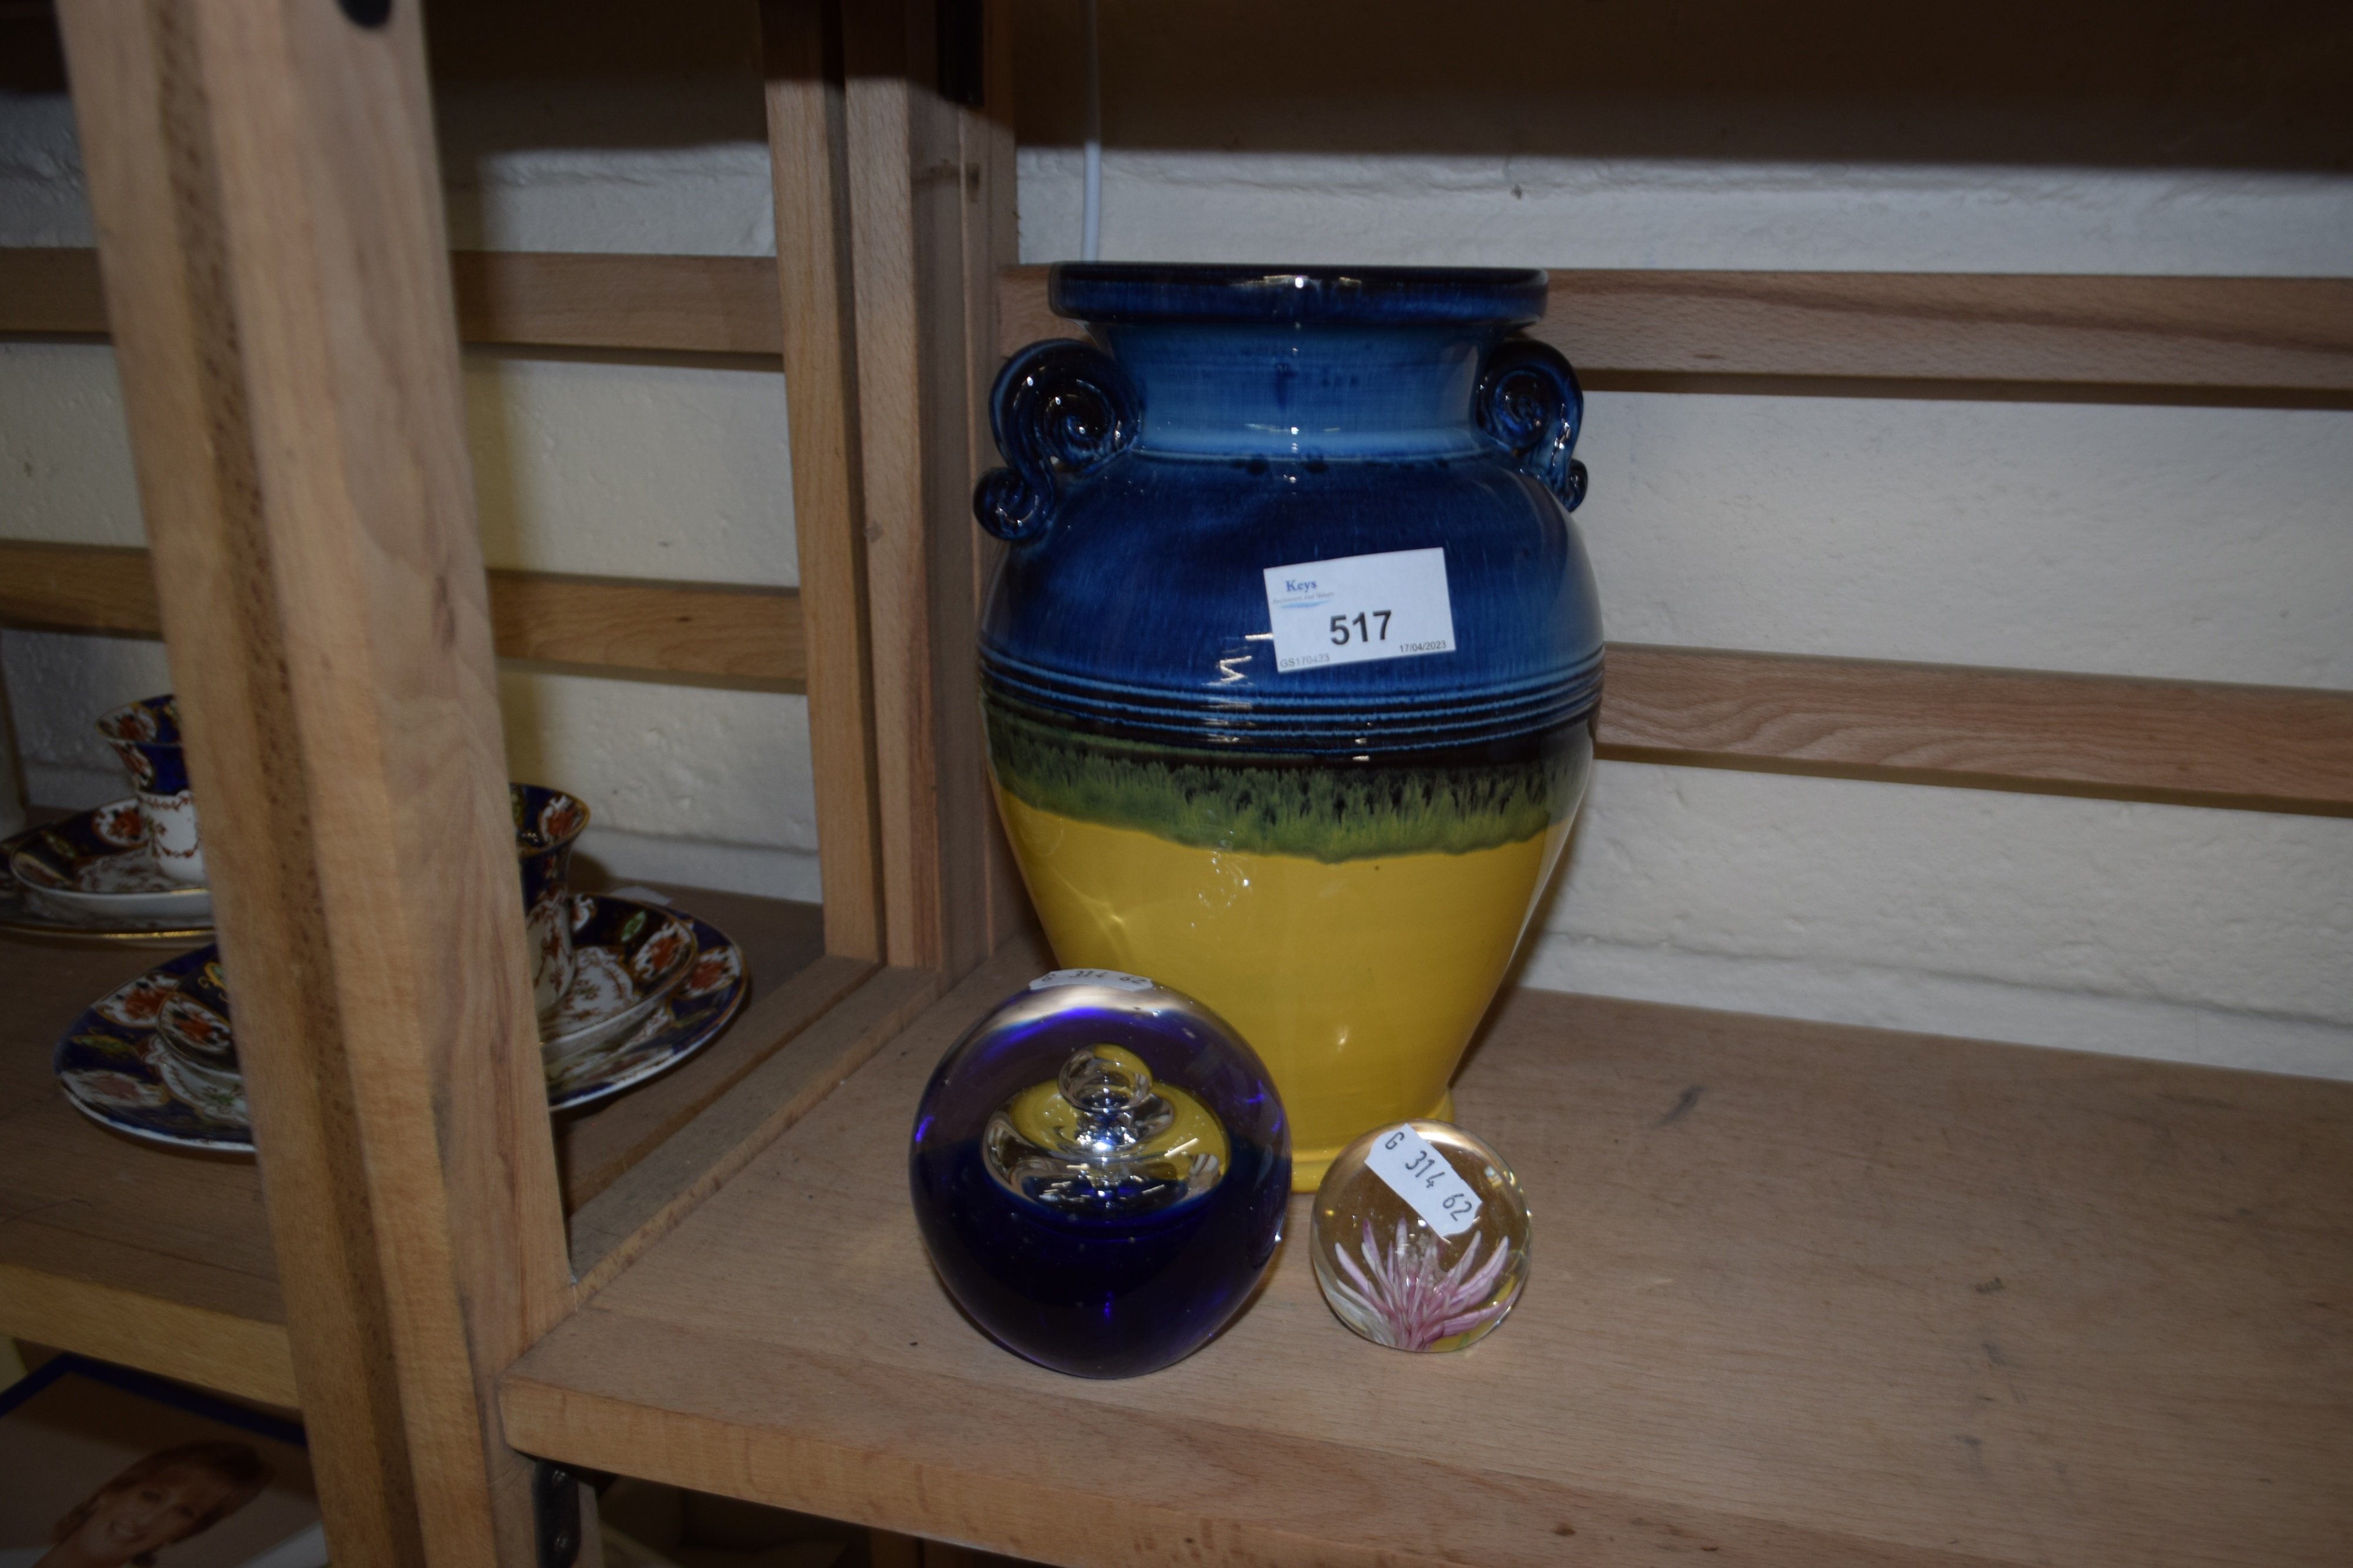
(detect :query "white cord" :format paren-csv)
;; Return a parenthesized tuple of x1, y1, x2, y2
(1081, 0, 1102, 261)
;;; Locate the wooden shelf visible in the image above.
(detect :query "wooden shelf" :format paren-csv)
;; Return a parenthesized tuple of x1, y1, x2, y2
(0, 882, 834, 1409)
(0, 933, 294, 1405)
(503, 937, 2353, 1568)
(21, 0, 2347, 1549)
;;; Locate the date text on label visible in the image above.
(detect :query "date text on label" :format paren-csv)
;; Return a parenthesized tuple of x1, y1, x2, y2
(1364, 1123, 1483, 1238)
(1262, 547, 1456, 673)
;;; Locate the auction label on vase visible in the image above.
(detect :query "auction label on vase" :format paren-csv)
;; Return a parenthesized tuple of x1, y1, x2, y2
(1365, 1123, 1484, 1238)
(1262, 547, 1456, 673)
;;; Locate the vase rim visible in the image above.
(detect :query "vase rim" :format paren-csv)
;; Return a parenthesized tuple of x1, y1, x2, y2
(1049, 263, 1548, 327)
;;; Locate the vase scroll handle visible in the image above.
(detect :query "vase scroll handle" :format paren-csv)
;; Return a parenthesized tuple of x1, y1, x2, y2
(1475, 338, 1588, 512)
(974, 339, 1141, 543)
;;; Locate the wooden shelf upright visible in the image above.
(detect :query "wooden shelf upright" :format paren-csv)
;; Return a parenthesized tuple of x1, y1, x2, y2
(0, 1, 2347, 1566)
(9, 0, 1005, 1559)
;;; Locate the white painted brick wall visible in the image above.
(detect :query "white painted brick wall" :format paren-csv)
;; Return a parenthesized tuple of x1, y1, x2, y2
(1018, 148, 2353, 277)
(466, 351, 798, 586)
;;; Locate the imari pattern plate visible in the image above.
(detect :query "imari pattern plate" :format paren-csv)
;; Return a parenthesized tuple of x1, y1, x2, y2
(547, 903, 745, 1114)
(2, 803, 215, 940)
(543, 894, 700, 1059)
(51, 946, 249, 1150)
(54, 898, 746, 1150)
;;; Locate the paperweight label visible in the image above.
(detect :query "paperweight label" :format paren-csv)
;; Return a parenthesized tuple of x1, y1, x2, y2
(1030, 968, 1154, 992)
(1365, 1122, 1484, 1237)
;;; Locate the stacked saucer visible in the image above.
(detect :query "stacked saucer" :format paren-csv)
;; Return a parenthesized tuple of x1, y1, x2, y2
(24, 698, 751, 1147)
(54, 893, 748, 1152)
(4, 696, 213, 941)
(2, 799, 215, 940)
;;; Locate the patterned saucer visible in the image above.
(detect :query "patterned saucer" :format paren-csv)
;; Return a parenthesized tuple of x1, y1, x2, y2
(3, 803, 215, 940)
(53, 901, 746, 1150)
(547, 913, 744, 1113)
(544, 895, 699, 1059)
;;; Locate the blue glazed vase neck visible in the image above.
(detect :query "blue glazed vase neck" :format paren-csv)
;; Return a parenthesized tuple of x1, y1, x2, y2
(1096, 321, 1509, 461)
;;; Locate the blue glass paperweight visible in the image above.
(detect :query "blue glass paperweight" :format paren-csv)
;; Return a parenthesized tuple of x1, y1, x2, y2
(909, 969, 1291, 1377)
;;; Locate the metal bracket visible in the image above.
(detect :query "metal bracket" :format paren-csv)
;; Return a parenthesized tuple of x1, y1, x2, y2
(533, 1460, 582, 1568)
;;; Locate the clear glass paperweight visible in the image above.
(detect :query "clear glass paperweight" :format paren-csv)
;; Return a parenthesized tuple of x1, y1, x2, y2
(1310, 1120, 1531, 1353)
(909, 969, 1291, 1378)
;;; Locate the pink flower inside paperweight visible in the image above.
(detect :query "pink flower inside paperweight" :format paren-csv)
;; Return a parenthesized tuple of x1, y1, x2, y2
(1311, 1120, 1532, 1353)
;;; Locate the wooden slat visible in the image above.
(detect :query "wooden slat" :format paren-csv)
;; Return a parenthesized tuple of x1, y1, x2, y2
(56, 7, 427, 1558)
(566, 964, 942, 1299)
(839, 0, 1008, 978)
(1596, 644, 2353, 810)
(58, 2, 569, 1562)
(0, 539, 160, 635)
(964, 6, 1036, 959)
(0, 246, 783, 353)
(18, 246, 2352, 392)
(0, 246, 108, 335)
(0, 541, 808, 684)
(449, 251, 781, 355)
(998, 265, 2353, 391)
(506, 951, 2353, 1567)
(764, 0, 886, 961)
(0, 1260, 297, 1409)
(485, 569, 802, 683)
(841, 11, 943, 973)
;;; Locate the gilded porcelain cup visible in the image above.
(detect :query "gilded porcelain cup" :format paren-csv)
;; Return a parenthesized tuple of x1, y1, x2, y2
(95, 695, 204, 885)
(145, 786, 593, 1075)
(512, 783, 589, 1026)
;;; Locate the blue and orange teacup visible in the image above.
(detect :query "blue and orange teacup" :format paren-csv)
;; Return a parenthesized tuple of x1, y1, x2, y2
(95, 695, 204, 886)
(151, 783, 594, 1087)
(513, 783, 590, 1026)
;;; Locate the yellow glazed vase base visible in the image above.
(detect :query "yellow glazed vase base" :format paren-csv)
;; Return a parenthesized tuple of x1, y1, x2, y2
(1292, 1087, 1455, 1192)
(996, 789, 1564, 1187)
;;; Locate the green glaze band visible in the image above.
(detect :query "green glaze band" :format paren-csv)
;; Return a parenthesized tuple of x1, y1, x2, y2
(984, 698, 1592, 864)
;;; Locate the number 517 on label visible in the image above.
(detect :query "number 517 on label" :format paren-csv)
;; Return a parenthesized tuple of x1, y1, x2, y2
(1261, 547, 1457, 673)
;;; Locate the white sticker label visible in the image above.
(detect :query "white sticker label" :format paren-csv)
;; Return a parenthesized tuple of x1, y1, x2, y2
(1029, 968, 1154, 993)
(1364, 1124, 1483, 1238)
(1262, 547, 1457, 673)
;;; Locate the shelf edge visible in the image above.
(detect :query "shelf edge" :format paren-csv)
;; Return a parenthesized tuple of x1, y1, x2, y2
(0, 1260, 299, 1408)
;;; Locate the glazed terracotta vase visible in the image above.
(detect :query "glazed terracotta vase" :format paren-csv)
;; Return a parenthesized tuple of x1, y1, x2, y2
(975, 264, 1601, 1188)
